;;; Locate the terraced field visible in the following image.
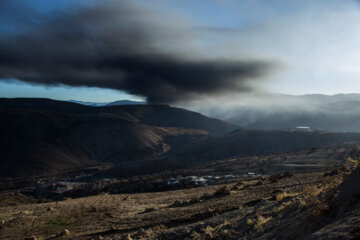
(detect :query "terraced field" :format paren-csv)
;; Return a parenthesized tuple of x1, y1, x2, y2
(2, 168, 359, 240)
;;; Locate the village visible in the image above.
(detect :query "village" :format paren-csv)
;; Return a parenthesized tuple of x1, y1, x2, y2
(2, 171, 261, 202)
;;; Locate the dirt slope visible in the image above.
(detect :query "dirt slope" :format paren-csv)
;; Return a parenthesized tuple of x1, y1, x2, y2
(1, 168, 359, 240)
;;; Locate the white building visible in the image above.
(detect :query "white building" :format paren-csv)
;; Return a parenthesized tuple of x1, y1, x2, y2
(295, 126, 311, 132)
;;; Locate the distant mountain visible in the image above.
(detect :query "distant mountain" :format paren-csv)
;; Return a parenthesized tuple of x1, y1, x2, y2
(0, 98, 237, 177)
(241, 101, 360, 132)
(67, 99, 147, 107)
(106, 100, 146, 106)
(202, 93, 360, 132)
(67, 100, 109, 106)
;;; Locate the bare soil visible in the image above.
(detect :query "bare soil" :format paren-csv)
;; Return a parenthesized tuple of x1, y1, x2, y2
(2, 168, 359, 240)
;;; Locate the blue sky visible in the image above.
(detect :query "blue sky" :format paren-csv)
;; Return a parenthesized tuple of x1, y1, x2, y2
(0, 80, 139, 102)
(1, 0, 360, 102)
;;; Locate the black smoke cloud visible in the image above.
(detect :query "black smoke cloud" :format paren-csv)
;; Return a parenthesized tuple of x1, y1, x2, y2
(0, 0, 274, 103)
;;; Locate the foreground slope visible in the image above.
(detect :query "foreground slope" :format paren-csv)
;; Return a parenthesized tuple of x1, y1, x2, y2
(1, 165, 359, 240)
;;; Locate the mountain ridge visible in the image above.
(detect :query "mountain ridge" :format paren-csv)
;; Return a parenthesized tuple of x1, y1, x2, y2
(0, 98, 237, 177)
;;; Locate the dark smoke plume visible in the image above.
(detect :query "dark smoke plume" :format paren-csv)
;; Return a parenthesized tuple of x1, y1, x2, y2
(0, 0, 274, 103)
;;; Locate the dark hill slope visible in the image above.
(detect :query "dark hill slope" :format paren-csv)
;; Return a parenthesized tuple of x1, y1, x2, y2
(0, 98, 237, 135)
(104, 104, 236, 136)
(0, 98, 236, 177)
(165, 129, 360, 163)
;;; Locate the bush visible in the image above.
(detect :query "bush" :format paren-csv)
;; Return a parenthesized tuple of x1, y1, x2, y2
(276, 192, 297, 201)
(247, 215, 272, 230)
(301, 186, 329, 216)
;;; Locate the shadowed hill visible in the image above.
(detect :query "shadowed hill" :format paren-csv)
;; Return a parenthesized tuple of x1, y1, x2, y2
(106, 130, 360, 177)
(3, 98, 360, 179)
(0, 98, 236, 135)
(0, 98, 237, 177)
(165, 129, 360, 163)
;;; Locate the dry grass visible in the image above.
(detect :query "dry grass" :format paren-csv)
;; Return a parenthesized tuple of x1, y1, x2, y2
(302, 186, 320, 206)
(276, 192, 298, 201)
(321, 176, 343, 194)
(274, 200, 295, 213)
(0, 172, 336, 240)
(247, 215, 272, 230)
(301, 174, 344, 217)
(347, 157, 359, 168)
(301, 185, 329, 216)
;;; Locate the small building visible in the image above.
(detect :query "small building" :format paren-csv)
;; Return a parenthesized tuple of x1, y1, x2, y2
(295, 126, 311, 132)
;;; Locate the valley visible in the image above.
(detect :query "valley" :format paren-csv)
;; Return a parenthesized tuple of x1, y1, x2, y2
(1, 98, 360, 240)
(2, 1, 360, 239)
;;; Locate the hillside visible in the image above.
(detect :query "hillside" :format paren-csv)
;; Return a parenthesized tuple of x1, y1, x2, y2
(201, 93, 360, 132)
(164, 129, 360, 163)
(2, 166, 360, 240)
(241, 101, 360, 132)
(3, 98, 360, 178)
(0, 98, 237, 177)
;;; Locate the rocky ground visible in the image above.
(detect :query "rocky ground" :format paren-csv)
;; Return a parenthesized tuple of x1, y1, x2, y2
(1, 143, 360, 239)
(1, 166, 360, 240)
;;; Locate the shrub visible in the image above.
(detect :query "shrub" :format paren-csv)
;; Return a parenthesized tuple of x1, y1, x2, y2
(276, 192, 297, 201)
(247, 215, 272, 230)
(301, 186, 329, 216)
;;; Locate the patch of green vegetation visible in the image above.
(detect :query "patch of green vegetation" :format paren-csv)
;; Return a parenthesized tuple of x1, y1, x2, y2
(45, 216, 72, 227)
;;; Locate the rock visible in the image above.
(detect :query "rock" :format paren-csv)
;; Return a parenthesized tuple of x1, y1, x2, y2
(93, 236, 104, 240)
(215, 186, 231, 196)
(258, 198, 271, 206)
(223, 188, 231, 196)
(269, 172, 293, 183)
(21, 210, 32, 215)
(62, 229, 70, 236)
(89, 206, 99, 212)
(189, 231, 201, 238)
(172, 200, 183, 207)
(205, 233, 213, 240)
(201, 192, 212, 199)
(137, 228, 147, 236)
(202, 225, 214, 239)
(110, 225, 121, 232)
(143, 207, 156, 213)
(153, 224, 166, 230)
(24, 236, 37, 240)
(232, 181, 243, 190)
(123, 234, 132, 240)
(323, 169, 339, 177)
(206, 207, 215, 214)
(189, 196, 200, 203)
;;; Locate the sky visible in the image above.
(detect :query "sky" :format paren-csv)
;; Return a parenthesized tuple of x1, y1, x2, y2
(1, 0, 360, 103)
